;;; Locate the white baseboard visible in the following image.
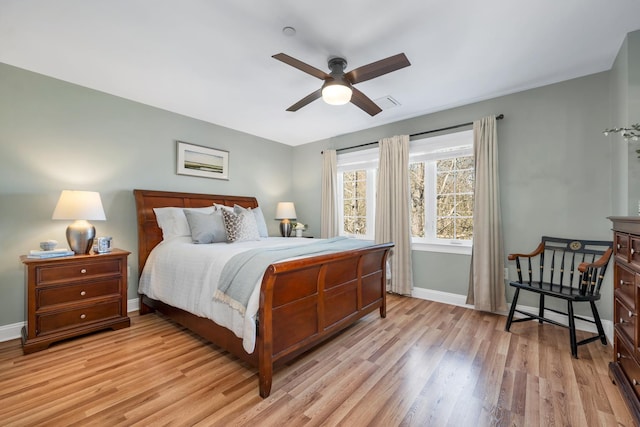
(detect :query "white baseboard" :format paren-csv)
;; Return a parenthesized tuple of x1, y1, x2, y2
(0, 298, 141, 343)
(411, 287, 614, 345)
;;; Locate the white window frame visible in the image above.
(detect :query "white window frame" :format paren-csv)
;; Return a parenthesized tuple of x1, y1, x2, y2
(334, 130, 474, 254)
(410, 130, 474, 254)
(337, 148, 378, 240)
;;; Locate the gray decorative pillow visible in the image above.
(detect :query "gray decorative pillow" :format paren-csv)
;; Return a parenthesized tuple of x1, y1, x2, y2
(221, 208, 260, 242)
(184, 210, 227, 244)
(234, 205, 268, 237)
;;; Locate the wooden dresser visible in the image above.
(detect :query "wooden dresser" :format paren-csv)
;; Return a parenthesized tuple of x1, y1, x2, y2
(609, 217, 640, 423)
(20, 248, 131, 354)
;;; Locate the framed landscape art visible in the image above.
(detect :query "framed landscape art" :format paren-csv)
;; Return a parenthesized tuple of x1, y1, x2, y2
(176, 141, 229, 180)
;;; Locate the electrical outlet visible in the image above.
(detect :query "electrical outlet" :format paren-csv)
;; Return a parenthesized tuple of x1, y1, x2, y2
(504, 267, 509, 279)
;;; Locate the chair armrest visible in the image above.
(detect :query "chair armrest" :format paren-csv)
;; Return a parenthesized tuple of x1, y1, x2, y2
(507, 242, 545, 261)
(578, 248, 613, 273)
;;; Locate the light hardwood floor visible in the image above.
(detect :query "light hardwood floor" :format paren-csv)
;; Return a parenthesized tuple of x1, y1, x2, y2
(0, 295, 634, 426)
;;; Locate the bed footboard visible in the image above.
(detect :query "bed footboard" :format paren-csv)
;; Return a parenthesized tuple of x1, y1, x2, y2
(257, 242, 393, 397)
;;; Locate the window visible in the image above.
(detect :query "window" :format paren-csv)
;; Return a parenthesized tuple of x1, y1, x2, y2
(337, 148, 378, 239)
(409, 130, 474, 252)
(336, 130, 474, 253)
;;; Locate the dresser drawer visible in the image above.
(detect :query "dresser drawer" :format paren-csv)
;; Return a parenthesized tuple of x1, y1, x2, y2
(616, 297, 637, 344)
(632, 236, 640, 270)
(37, 278, 121, 308)
(36, 259, 122, 285)
(616, 297, 637, 345)
(36, 300, 121, 335)
(615, 263, 636, 310)
(617, 336, 640, 400)
(616, 232, 630, 261)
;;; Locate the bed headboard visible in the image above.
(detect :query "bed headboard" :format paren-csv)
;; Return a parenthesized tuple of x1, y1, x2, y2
(133, 189, 259, 275)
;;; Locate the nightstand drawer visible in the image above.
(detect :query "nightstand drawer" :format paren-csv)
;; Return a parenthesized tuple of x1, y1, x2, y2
(37, 300, 121, 335)
(37, 278, 121, 308)
(37, 259, 122, 284)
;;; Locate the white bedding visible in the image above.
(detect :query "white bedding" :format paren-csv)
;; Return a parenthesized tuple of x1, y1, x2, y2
(138, 236, 319, 353)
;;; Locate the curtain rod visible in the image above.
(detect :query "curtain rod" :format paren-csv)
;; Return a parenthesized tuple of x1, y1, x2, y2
(322, 113, 504, 154)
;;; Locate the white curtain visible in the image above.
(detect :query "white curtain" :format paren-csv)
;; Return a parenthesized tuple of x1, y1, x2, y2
(375, 135, 413, 295)
(466, 115, 506, 312)
(321, 149, 339, 238)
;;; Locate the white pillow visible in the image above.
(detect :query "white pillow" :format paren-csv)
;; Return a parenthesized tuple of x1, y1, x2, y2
(153, 206, 214, 241)
(234, 205, 269, 237)
(153, 207, 190, 241)
(221, 208, 261, 242)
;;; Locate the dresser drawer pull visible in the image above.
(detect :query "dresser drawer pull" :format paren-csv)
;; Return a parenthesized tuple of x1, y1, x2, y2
(620, 280, 633, 286)
(80, 269, 87, 274)
(632, 248, 636, 255)
(617, 243, 622, 250)
(80, 290, 86, 296)
(617, 352, 626, 360)
(620, 318, 628, 324)
(631, 311, 637, 318)
(80, 314, 86, 319)
(634, 379, 639, 387)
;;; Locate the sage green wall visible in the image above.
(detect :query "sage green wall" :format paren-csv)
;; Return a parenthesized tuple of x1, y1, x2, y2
(611, 30, 640, 215)
(627, 31, 640, 214)
(610, 35, 630, 215)
(0, 63, 293, 327)
(292, 71, 613, 320)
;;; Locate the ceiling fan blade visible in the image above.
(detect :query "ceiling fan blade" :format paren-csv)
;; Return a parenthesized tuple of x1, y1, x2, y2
(350, 87, 382, 116)
(286, 89, 323, 112)
(345, 53, 411, 84)
(272, 53, 330, 80)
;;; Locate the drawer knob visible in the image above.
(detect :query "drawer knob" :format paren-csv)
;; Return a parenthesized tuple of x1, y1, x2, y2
(80, 290, 86, 296)
(620, 318, 627, 324)
(620, 280, 632, 286)
(617, 243, 622, 250)
(631, 311, 636, 318)
(634, 379, 639, 386)
(80, 269, 87, 274)
(80, 314, 86, 319)
(633, 248, 636, 255)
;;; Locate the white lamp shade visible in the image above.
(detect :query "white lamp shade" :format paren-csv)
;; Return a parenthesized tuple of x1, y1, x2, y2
(52, 190, 106, 221)
(322, 84, 352, 105)
(275, 202, 297, 219)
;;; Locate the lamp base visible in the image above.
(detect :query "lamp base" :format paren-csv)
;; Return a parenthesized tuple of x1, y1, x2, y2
(279, 220, 293, 237)
(66, 220, 96, 254)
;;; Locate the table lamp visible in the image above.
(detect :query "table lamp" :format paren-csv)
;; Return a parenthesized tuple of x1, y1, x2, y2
(52, 190, 106, 254)
(275, 202, 296, 237)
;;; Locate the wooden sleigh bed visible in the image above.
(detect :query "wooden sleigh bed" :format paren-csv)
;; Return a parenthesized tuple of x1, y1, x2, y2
(134, 189, 393, 397)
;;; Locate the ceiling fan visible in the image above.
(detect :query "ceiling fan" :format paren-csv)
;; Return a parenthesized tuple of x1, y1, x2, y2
(272, 52, 411, 116)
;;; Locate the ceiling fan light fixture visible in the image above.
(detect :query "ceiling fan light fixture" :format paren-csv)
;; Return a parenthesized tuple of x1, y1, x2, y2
(321, 81, 352, 105)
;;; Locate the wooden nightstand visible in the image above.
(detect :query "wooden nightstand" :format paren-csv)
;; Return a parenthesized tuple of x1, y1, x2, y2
(20, 248, 131, 354)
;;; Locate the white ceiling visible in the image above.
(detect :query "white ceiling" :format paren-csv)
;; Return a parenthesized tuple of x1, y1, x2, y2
(1, 1, 640, 146)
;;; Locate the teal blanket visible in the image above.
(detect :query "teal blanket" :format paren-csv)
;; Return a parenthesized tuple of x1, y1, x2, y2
(213, 237, 374, 315)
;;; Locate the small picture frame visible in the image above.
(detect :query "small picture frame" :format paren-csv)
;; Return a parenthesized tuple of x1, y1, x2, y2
(176, 141, 229, 180)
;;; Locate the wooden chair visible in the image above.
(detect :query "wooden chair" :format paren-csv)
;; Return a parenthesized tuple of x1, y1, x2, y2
(505, 236, 613, 358)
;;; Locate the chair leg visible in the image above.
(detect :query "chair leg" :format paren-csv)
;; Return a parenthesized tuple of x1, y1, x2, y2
(568, 301, 578, 358)
(505, 288, 520, 332)
(590, 300, 607, 345)
(538, 294, 545, 324)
